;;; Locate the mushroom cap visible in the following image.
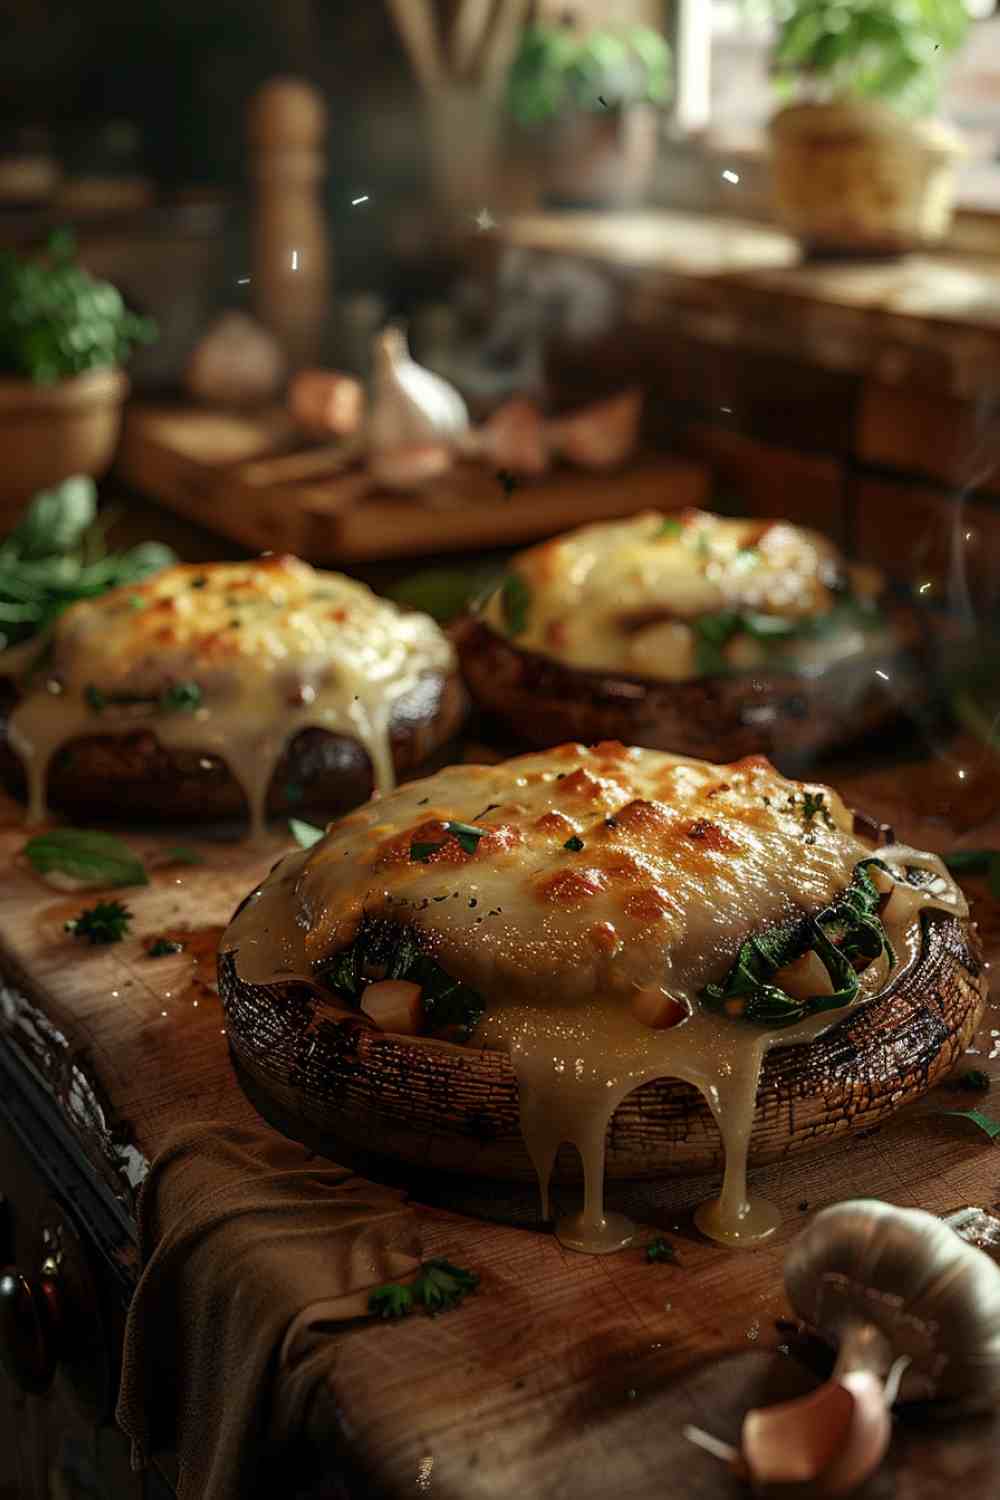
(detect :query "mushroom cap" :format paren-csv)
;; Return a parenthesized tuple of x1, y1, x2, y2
(785, 1199, 1000, 1409)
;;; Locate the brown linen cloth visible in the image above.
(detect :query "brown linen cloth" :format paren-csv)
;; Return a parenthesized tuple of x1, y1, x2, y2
(116, 1122, 422, 1500)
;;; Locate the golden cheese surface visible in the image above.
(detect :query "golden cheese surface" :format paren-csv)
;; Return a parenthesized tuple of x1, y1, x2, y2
(7, 555, 455, 836)
(224, 741, 872, 1007)
(477, 509, 884, 679)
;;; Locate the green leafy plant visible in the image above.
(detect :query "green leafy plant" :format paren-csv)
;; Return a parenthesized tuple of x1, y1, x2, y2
(0, 476, 174, 654)
(506, 22, 672, 127)
(768, 0, 969, 114)
(0, 230, 156, 384)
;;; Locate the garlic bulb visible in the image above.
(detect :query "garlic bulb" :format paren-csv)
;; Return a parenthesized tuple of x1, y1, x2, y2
(687, 1198, 1000, 1495)
(184, 312, 286, 407)
(366, 326, 469, 456)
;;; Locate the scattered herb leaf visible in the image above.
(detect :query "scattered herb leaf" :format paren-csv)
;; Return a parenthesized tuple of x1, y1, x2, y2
(160, 681, 202, 713)
(23, 828, 148, 887)
(84, 683, 106, 713)
(290, 818, 325, 850)
(444, 820, 486, 855)
(655, 517, 683, 539)
(387, 565, 502, 626)
(935, 1107, 1000, 1141)
(65, 898, 132, 945)
(369, 1259, 479, 1319)
(148, 936, 184, 958)
(564, 835, 584, 851)
(646, 1236, 678, 1264)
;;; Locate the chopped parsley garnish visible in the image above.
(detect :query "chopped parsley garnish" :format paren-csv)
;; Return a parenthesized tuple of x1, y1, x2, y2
(369, 1259, 479, 1319)
(65, 898, 132, 945)
(701, 859, 895, 1027)
(160, 680, 202, 713)
(148, 936, 184, 958)
(654, 517, 682, 539)
(564, 835, 584, 852)
(410, 841, 444, 863)
(646, 1236, 678, 1264)
(794, 790, 835, 840)
(500, 572, 532, 636)
(410, 821, 486, 862)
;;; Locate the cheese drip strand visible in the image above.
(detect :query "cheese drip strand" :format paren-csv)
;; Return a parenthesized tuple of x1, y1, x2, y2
(221, 744, 967, 1251)
(5, 556, 454, 841)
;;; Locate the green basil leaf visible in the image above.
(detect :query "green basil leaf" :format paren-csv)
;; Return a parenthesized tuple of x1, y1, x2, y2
(936, 1108, 1000, 1142)
(8, 477, 97, 560)
(289, 818, 325, 850)
(24, 828, 148, 888)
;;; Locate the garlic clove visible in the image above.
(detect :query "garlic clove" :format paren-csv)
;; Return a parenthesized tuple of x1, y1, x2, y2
(546, 389, 643, 471)
(741, 1372, 891, 1497)
(477, 398, 550, 477)
(367, 325, 469, 455)
(289, 369, 365, 438)
(369, 442, 454, 493)
(184, 311, 286, 408)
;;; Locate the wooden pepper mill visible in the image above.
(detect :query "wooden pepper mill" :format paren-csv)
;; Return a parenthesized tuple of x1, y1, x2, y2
(247, 76, 330, 371)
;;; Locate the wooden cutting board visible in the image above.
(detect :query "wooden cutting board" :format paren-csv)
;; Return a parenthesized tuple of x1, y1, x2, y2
(117, 405, 710, 563)
(2, 746, 1000, 1499)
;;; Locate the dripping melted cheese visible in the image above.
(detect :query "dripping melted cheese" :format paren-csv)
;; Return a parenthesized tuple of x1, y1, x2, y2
(478, 509, 887, 680)
(222, 742, 967, 1252)
(6, 555, 455, 840)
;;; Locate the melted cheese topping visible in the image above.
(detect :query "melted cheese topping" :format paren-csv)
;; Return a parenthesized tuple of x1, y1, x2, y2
(478, 509, 886, 680)
(7, 556, 454, 840)
(222, 742, 966, 1252)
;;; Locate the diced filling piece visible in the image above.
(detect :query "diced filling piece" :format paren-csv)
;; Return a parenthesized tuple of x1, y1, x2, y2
(701, 859, 896, 1027)
(319, 914, 484, 1042)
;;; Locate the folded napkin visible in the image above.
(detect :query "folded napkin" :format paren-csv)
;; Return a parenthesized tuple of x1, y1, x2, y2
(116, 1123, 422, 1500)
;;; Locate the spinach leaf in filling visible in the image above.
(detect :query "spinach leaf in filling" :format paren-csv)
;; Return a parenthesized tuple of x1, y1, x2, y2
(317, 914, 485, 1044)
(700, 859, 895, 1027)
(692, 595, 883, 677)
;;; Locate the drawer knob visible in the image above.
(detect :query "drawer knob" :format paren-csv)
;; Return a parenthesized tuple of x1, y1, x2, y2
(0, 1264, 62, 1394)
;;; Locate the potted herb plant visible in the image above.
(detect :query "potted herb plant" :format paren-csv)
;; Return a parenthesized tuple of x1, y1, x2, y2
(767, 0, 969, 255)
(505, 20, 672, 209)
(0, 230, 155, 520)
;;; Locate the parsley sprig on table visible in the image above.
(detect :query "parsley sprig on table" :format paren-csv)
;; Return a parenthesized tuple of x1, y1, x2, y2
(65, 898, 133, 944)
(369, 1259, 479, 1319)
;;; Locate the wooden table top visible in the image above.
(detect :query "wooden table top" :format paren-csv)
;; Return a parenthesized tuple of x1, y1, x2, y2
(3, 489, 1000, 1499)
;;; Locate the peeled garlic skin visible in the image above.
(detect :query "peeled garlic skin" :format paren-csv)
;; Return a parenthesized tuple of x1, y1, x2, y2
(741, 1370, 890, 1495)
(785, 1199, 1000, 1412)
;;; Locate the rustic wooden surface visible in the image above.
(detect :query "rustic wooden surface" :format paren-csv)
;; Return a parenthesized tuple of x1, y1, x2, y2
(117, 404, 709, 562)
(505, 210, 1000, 401)
(1, 723, 1000, 1497)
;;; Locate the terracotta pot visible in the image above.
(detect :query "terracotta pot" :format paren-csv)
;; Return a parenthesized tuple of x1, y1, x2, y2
(770, 98, 964, 257)
(538, 102, 660, 210)
(0, 366, 128, 521)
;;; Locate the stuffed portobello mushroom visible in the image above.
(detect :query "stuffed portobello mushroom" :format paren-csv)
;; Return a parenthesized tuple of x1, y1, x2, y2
(0, 555, 464, 837)
(219, 741, 983, 1254)
(457, 509, 919, 764)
